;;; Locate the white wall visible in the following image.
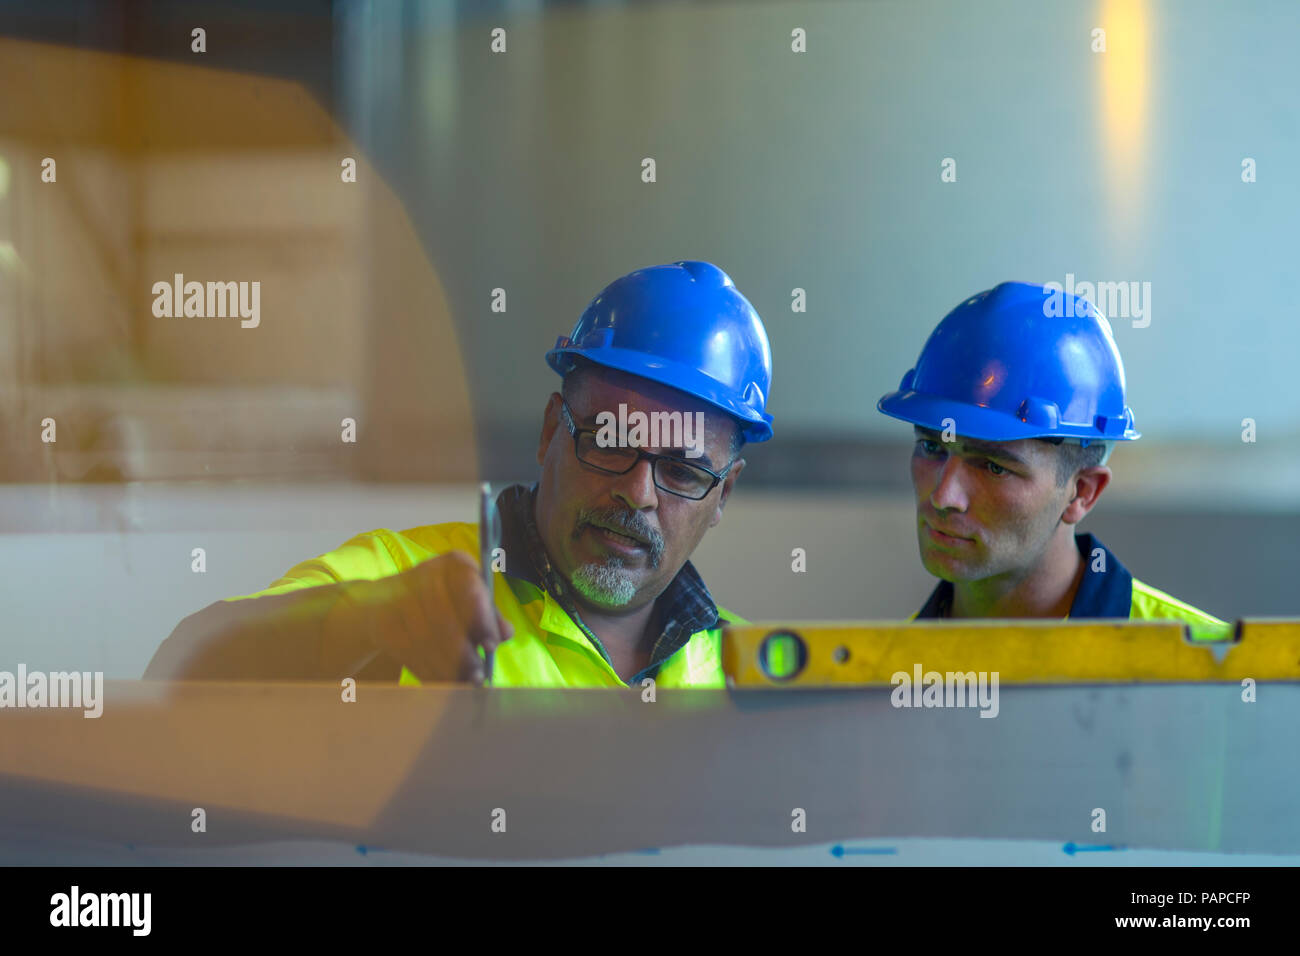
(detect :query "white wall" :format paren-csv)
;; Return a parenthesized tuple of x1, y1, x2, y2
(361, 0, 1300, 445)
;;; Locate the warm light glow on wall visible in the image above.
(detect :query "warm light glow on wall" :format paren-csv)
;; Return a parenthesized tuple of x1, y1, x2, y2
(1099, 0, 1150, 234)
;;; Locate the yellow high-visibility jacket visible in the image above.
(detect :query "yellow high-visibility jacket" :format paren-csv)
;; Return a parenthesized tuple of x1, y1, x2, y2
(227, 486, 737, 687)
(911, 532, 1229, 639)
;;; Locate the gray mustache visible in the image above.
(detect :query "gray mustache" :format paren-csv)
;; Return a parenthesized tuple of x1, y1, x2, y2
(574, 507, 666, 565)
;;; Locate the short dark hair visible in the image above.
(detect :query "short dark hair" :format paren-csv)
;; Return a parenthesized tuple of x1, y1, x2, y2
(560, 360, 744, 466)
(1039, 438, 1109, 485)
(558, 356, 597, 405)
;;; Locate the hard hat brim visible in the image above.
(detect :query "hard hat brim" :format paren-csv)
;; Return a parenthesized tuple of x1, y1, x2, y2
(877, 389, 1140, 443)
(548, 345, 773, 443)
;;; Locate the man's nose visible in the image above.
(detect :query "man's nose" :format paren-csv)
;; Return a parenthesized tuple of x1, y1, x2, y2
(612, 455, 659, 511)
(929, 455, 969, 512)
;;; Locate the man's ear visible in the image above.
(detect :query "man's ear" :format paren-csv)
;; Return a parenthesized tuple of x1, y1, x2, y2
(1061, 466, 1111, 525)
(709, 457, 745, 528)
(538, 393, 563, 466)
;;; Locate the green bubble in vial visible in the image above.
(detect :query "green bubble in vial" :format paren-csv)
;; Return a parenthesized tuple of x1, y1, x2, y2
(761, 631, 805, 681)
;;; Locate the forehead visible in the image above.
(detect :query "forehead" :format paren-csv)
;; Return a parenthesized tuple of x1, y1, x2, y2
(914, 426, 1053, 467)
(568, 368, 731, 436)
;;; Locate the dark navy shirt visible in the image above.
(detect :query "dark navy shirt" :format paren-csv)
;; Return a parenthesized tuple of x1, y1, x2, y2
(914, 532, 1134, 619)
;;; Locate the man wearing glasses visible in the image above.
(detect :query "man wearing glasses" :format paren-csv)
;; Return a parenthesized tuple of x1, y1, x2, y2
(146, 261, 773, 687)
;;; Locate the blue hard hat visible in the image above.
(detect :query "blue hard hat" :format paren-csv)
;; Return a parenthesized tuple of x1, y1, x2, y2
(877, 281, 1140, 444)
(546, 261, 774, 443)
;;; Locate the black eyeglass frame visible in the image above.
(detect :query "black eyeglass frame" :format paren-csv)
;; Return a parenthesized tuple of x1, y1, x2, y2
(558, 397, 734, 501)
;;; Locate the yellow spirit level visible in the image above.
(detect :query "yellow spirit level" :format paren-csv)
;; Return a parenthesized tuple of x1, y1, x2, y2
(721, 618, 1300, 687)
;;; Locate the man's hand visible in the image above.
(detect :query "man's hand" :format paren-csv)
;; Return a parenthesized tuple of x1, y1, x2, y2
(328, 551, 514, 683)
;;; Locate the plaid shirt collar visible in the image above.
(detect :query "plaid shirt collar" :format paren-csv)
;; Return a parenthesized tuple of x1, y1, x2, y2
(495, 483, 722, 682)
